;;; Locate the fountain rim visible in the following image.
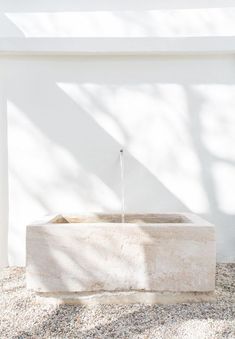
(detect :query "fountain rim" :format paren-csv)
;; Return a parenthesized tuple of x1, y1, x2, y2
(28, 212, 214, 228)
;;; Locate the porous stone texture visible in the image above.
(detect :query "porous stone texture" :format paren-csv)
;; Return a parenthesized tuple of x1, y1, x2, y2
(0, 265, 234, 339)
(26, 213, 215, 295)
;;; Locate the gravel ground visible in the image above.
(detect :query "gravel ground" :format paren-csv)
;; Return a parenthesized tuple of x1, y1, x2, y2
(0, 264, 234, 339)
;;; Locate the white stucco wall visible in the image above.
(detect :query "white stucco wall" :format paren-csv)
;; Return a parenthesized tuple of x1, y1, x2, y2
(0, 0, 235, 265)
(0, 71, 9, 267)
(1, 0, 235, 38)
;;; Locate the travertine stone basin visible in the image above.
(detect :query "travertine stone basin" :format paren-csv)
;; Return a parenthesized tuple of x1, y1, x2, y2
(26, 213, 216, 304)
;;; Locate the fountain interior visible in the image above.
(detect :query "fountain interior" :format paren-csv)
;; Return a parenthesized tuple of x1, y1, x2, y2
(50, 214, 192, 224)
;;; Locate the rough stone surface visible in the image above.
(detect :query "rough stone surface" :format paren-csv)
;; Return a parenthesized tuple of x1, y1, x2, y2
(0, 264, 234, 338)
(26, 213, 216, 293)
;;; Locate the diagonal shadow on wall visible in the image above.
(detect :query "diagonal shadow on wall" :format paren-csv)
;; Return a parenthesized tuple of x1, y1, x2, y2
(7, 75, 188, 213)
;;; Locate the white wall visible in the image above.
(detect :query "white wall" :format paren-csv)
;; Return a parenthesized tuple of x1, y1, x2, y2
(0, 70, 9, 267)
(0, 54, 233, 264)
(0, 0, 234, 264)
(1, 0, 235, 38)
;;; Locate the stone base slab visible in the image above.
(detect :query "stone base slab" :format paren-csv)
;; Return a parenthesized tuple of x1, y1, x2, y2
(36, 291, 215, 305)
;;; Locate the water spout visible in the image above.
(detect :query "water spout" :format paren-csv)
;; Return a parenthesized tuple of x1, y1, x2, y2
(120, 149, 125, 223)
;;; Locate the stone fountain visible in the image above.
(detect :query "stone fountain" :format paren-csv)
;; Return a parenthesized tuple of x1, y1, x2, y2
(26, 151, 216, 304)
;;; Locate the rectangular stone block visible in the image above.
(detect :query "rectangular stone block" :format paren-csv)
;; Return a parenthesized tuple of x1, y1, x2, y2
(26, 213, 216, 294)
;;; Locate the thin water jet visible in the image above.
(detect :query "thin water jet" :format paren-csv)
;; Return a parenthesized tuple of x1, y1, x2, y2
(120, 149, 125, 223)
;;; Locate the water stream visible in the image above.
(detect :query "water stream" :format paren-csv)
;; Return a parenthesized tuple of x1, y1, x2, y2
(119, 149, 125, 223)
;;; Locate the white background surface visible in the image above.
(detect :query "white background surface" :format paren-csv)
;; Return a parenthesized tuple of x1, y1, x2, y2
(0, 0, 234, 265)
